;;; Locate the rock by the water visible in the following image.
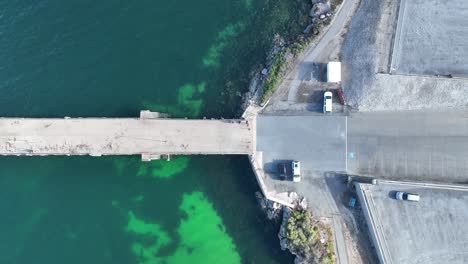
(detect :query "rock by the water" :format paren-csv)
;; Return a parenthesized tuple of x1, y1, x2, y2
(255, 191, 283, 220)
(316, 2, 331, 15)
(303, 24, 314, 34)
(288, 192, 298, 199)
(299, 197, 308, 209)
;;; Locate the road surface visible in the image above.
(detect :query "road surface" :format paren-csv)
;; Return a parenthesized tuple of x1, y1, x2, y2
(347, 111, 468, 183)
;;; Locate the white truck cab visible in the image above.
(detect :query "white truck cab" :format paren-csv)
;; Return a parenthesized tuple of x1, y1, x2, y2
(292, 161, 301, 182)
(323, 91, 333, 113)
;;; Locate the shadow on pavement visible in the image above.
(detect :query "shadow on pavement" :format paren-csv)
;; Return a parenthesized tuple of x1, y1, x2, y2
(264, 159, 293, 181)
(323, 172, 380, 264)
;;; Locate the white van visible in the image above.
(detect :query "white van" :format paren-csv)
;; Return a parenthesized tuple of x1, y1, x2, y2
(323, 91, 333, 113)
(292, 161, 301, 182)
(395, 191, 420, 202)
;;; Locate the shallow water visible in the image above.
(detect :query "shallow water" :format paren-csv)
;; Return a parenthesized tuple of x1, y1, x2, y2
(0, 1, 302, 263)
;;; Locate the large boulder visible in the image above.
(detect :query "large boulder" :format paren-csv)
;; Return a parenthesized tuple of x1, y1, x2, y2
(310, 1, 331, 17)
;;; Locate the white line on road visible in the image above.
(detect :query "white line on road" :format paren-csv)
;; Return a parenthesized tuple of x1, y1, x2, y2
(345, 116, 348, 172)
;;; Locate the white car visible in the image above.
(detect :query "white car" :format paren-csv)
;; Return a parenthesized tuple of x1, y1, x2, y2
(395, 191, 420, 202)
(323, 91, 333, 113)
(292, 161, 301, 182)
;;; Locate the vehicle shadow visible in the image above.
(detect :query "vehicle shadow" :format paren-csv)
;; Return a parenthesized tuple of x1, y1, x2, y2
(297, 62, 327, 82)
(388, 190, 398, 199)
(263, 159, 293, 181)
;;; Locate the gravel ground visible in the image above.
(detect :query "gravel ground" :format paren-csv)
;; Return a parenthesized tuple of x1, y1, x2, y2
(341, 0, 468, 111)
(341, 0, 384, 109)
(358, 74, 468, 111)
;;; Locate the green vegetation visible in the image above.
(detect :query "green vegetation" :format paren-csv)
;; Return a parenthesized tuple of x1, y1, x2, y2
(261, 50, 288, 103)
(325, 242, 335, 263)
(285, 209, 336, 264)
(325, 227, 336, 263)
(286, 209, 319, 248)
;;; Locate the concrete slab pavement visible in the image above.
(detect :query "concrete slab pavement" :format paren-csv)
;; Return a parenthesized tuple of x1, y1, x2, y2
(0, 118, 253, 156)
(347, 111, 468, 183)
(356, 180, 468, 264)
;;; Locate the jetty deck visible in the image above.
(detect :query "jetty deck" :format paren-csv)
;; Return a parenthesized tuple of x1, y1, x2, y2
(0, 116, 254, 159)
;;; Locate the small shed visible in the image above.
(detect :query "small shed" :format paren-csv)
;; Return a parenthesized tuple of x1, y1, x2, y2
(327, 61, 341, 83)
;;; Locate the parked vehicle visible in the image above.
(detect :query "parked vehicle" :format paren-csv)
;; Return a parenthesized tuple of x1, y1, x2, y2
(327, 61, 341, 83)
(277, 163, 287, 181)
(276, 161, 301, 182)
(323, 91, 333, 113)
(395, 191, 420, 202)
(292, 160, 301, 182)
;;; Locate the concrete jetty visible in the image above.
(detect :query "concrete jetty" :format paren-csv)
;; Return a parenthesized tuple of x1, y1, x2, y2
(0, 111, 254, 160)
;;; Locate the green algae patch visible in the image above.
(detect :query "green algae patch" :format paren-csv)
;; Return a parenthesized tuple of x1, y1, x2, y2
(113, 157, 140, 176)
(244, 0, 253, 10)
(143, 82, 205, 118)
(166, 192, 241, 264)
(126, 211, 172, 264)
(137, 156, 189, 179)
(111, 200, 120, 208)
(123, 193, 240, 264)
(114, 157, 129, 176)
(177, 83, 203, 117)
(133, 195, 145, 202)
(197, 82, 206, 93)
(113, 156, 189, 180)
(203, 22, 245, 67)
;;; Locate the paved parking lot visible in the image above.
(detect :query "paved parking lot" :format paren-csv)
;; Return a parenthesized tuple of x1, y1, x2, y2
(347, 112, 468, 183)
(391, 0, 468, 77)
(356, 181, 468, 264)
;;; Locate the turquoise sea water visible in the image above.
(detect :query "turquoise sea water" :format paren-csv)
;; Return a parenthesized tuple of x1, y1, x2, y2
(0, 1, 302, 263)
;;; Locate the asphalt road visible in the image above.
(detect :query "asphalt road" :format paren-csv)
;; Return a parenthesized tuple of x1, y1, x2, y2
(256, 115, 347, 173)
(347, 112, 468, 183)
(256, 111, 468, 264)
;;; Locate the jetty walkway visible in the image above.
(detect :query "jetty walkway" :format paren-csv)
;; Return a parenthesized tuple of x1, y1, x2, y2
(0, 111, 254, 160)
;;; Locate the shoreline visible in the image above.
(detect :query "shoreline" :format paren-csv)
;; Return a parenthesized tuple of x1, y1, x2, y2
(242, 1, 349, 263)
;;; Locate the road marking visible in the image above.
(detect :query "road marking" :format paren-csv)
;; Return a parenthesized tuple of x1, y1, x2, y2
(345, 116, 348, 172)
